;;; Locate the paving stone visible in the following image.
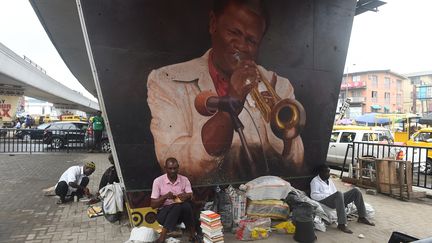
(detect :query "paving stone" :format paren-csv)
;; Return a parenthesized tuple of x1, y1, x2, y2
(1, 153, 432, 243)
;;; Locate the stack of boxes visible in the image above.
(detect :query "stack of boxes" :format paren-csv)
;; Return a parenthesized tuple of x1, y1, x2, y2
(200, 210, 224, 243)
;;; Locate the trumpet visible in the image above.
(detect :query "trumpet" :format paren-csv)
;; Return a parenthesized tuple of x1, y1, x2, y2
(234, 53, 306, 139)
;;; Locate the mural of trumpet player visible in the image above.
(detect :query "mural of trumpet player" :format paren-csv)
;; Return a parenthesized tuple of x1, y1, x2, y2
(147, 0, 306, 184)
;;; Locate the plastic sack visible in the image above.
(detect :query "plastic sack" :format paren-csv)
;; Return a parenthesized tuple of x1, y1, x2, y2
(291, 202, 314, 223)
(243, 176, 293, 200)
(125, 226, 158, 243)
(227, 185, 247, 230)
(285, 189, 329, 223)
(250, 227, 269, 240)
(313, 216, 326, 232)
(235, 218, 271, 241)
(214, 186, 233, 231)
(273, 220, 296, 234)
(346, 202, 375, 219)
(318, 202, 375, 226)
(246, 199, 289, 220)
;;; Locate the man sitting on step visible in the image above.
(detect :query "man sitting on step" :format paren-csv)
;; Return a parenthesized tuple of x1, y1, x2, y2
(310, 164, 375, 234)
(151, 158, 199, 243)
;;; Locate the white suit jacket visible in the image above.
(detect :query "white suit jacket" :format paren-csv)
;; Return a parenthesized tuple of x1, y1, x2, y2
(147, 50, 304, 183)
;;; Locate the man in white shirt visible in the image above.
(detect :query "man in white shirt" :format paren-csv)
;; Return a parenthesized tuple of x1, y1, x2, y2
(310, 164, 374, 233)
(55, 162, 96, 204)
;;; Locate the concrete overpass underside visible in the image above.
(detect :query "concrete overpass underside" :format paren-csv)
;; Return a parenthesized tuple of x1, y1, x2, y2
(0, 42, 99, 113)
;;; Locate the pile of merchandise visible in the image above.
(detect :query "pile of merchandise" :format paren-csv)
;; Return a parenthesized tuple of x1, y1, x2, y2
(200, 210, 224, 243)
(235, 176, 293, 240)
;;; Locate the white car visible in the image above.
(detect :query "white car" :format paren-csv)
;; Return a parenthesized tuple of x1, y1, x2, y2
(326, 129, 392, 167)
(326, 128, 428, 173)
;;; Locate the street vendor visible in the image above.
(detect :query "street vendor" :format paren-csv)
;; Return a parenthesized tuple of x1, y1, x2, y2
(150, 158, 199, 243)
(55, 161, 95, 204)
(310, 164, 375, 234)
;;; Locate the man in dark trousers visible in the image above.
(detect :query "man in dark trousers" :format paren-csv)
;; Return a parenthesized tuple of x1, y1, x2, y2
(150, 158, 198, 243)
(310, 164, 375, 233)
(91, 111, 105, 152)
(55, 161, 96, 204)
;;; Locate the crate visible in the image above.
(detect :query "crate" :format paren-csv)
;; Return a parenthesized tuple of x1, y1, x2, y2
(374, 159, 412, 200)
(352, 157, 415, 200)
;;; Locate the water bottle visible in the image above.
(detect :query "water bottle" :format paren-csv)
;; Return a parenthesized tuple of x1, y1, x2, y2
(74, 195, 78, 202)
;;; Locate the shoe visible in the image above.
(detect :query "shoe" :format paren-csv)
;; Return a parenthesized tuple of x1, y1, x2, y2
(86, 198, 101, 205)
(337, 224, 353, 234)
(56, 197, 73, 204)
(358, 217, 375, 226)
(79, 198, 91, 202)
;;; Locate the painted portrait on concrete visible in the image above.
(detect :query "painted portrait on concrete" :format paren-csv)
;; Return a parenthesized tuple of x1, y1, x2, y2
(80, 0, 355, 193)
(146, 0, 306, 185)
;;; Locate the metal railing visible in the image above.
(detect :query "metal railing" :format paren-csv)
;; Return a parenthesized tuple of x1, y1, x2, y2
(341, 141, 431, 189)
(0, 128, 110, 153)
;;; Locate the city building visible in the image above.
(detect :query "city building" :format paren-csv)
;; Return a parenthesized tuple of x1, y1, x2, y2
(405, 71, 432, 115)
(339, 70, 410, 118)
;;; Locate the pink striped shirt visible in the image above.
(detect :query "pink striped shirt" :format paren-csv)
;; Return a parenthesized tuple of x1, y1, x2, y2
(151, 174, 192, 206)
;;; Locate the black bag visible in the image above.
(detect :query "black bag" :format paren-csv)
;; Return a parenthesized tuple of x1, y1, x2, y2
(388, 231, 419, 243)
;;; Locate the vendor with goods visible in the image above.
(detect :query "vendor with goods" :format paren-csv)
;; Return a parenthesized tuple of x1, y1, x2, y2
(150, 158, 200, 243)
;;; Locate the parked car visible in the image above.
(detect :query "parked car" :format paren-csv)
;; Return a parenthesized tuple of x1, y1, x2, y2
(15, 123, 51, 141)
(84, 126, 111, 152)
(405, 128, 432, 174)
(326, 128, 393, 167)
(326, 127, 432, 174)
(42, 121, 88, 149)
(0, 129, 7, 137)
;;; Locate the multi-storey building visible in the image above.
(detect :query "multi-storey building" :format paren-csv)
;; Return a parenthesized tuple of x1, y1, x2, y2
(339, 70, 410, 118)
(405, 71, 432, 115)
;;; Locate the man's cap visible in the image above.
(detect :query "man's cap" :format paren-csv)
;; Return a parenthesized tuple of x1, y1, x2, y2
(85, 161, 96, 170)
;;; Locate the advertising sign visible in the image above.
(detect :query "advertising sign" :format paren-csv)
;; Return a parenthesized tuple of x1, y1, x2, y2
(0, 95, 23, 123)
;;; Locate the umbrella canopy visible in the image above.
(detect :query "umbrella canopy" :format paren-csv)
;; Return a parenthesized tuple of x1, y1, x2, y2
(355, 113, 391, 125)
(336, 118, 355, 125)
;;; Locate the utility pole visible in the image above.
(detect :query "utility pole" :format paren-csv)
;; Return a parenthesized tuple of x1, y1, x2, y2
(413, 85, 416, 113)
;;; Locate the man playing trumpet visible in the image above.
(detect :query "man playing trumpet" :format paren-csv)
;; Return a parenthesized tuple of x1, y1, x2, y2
(147, 0, 305, 184)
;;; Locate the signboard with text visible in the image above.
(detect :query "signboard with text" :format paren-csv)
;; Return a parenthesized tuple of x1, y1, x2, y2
(0, 95, 23, 122)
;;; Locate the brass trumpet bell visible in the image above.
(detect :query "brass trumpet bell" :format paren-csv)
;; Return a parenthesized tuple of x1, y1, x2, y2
(270, 98, 306, 139)
(250, 71, 306, 139)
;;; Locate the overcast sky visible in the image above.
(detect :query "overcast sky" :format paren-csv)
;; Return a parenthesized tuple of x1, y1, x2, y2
(0, 0, 95, 100)
(346, 0, 432, 74)
(0, 0, 431, 99)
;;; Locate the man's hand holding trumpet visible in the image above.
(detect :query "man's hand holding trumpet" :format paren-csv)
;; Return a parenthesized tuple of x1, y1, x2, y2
(195, 54, 305, 165)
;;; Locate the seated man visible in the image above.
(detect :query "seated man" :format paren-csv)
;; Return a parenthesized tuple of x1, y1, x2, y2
(310, 164, 374, 234)
(151, 158, 198, 243)
(99, 153, 120, 190)
(87, 154, 120, 205)
(55, 161, 96, 204)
